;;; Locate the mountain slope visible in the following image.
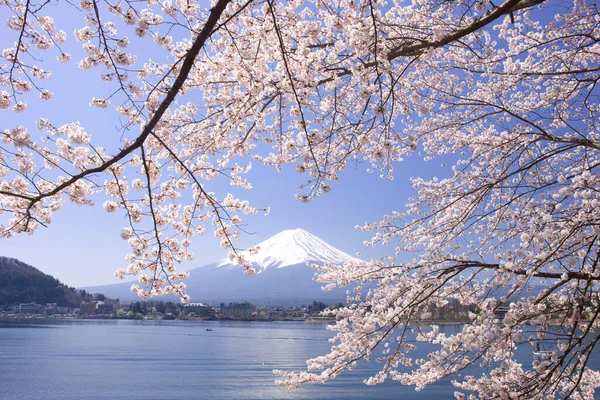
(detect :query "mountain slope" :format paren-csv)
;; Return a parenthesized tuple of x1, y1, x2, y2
(0, 256, 94, 307)
(84, 229, 361, 305)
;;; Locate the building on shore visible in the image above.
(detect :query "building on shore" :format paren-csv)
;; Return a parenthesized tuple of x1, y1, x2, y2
(79, 298, 119, 315)
(183, 303, 208, 314)
(182, 303, 215, 318)
(494, 306, 511, 321)
(44, 303, 58, 315)
(96, 302, 114, 315)
(18, 302, 41, 314)
(102, 298, 120, 311)
(81, 301, 98, 315)
(57, 306, 70, 314)
(219, 302, 254, 318)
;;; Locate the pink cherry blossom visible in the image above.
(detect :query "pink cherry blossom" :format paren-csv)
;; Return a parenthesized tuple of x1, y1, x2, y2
(0, 0, 599, 397)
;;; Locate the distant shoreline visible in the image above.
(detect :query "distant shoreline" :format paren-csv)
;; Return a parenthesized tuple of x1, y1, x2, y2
(0, 314, 471, 324)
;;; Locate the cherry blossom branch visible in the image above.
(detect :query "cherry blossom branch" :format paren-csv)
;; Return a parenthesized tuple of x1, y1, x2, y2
(1, 0, 231, 209)
(439, 259, 600, 281)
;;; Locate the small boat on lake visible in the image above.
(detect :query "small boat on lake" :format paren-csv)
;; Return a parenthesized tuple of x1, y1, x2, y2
(206, 328, 213, 331)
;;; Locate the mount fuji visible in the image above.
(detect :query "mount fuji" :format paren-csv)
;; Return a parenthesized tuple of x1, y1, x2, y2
(83, 229, 362, 305)
(216, 228, 360, 271)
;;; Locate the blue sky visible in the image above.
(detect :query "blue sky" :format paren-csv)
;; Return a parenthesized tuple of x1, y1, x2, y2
(0, 2, 449, 287)
(3, 148, 443, 286)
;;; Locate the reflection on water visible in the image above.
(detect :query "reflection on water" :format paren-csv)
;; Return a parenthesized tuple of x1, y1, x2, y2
(0, 319, 597, 400)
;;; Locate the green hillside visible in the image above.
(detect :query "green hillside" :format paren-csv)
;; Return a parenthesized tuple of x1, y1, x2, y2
(0, 256, 94, 308)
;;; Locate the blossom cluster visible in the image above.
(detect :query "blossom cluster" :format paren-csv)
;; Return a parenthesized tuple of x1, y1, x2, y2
(1, 0, 600, 397)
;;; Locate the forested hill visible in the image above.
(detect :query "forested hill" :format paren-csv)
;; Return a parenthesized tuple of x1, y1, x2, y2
(0, 256, 94, 308)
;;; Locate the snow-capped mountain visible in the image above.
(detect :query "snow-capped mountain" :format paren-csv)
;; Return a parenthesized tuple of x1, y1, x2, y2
(83, 229, 362, 305)
(216, 228, 361, 272)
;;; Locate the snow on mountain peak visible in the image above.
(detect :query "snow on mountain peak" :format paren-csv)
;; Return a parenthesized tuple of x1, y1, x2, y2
(216, 228, 361, 271)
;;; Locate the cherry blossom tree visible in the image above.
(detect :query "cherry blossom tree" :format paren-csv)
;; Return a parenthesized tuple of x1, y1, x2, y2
(1, 0, 599, 397)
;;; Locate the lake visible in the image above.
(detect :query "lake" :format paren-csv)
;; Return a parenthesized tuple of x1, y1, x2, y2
(0, 319, 596, 399)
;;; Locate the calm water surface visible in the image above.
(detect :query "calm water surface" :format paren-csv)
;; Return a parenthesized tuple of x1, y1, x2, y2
(0, 319, 596, 399)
